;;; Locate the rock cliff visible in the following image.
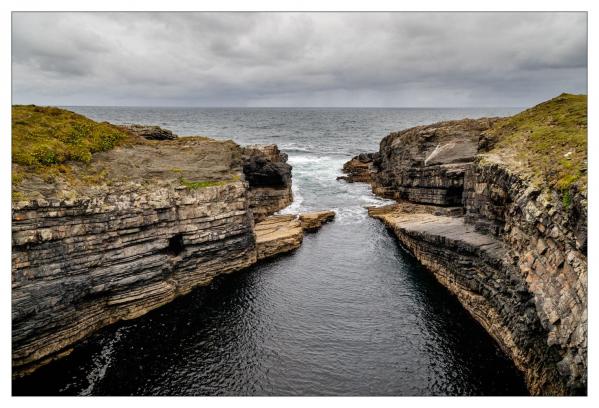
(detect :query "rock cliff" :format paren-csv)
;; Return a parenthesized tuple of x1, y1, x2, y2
(11, 108, 301, 377)
(347, 94, 587, 395)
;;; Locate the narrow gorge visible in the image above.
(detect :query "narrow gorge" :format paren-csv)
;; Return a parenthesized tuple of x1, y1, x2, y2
(11, 96, 587, 396)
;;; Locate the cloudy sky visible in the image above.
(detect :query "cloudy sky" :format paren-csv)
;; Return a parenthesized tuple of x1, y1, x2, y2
(12, 12, 587, 107)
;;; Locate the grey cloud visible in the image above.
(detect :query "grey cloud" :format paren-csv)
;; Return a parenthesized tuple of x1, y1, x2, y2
(12, 12, 587, 107)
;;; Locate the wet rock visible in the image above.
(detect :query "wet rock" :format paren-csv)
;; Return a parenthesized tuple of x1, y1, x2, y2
(339, 152, 378, 183)
(299, 210, 336, 232)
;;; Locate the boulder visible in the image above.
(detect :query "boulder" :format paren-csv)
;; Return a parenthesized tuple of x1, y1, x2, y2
(121, 124, 178, 140)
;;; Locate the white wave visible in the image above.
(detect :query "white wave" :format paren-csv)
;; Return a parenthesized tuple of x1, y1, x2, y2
(278, 181, 304, 214)
(79, 326, 127, 396)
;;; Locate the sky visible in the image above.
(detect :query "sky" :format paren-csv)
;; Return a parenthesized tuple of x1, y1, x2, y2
(11, 12, 587, 107)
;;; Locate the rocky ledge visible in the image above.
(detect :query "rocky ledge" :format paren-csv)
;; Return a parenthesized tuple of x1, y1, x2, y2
(299, 210, 336, 232)
(255, 210, 337, 260)
(347, 94, 587, 395)
(11, 108, 313, 377)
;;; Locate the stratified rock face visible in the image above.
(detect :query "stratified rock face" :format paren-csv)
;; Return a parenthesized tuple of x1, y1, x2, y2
(299, 210, 336, 232)
(255, 215, 303, 260)
(12, 182, 256, 376)
(463, 159, 587, 394)
(369, 204, 574, 395)
(12, 138, 297, 378)
(120, 124, 178, 140)
(242, 145, 293, 223)
(373, 118, 498, 206)
(356, 110, 587, 395)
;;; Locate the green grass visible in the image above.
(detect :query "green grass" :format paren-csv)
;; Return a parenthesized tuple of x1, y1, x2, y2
(179, 175, 240, 190)
(13, 105, 138, 167)
(487, 93, 587, 193)
(12, 105, 142, 197)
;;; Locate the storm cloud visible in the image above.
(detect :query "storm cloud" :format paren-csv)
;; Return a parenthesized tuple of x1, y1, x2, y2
(12, 12, 587, 107)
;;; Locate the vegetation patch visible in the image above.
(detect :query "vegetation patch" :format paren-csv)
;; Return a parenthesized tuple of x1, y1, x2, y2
(12, 105, 141, 193)
(486, 93, 587, 194)
(179, 175, 240, 190)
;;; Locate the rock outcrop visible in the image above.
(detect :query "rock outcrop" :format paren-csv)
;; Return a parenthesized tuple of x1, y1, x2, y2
(12, 131, 296, 377)
(338, 153, 378, 183)
(299, 210, 336, 232)
(371, 118, 499, 205)
(254, 210, 337, 259)
(242, 144, 293, 223)
(120, 124, 178, 140)
(347, 95, 587, 395)
(255, 215, 304, 260)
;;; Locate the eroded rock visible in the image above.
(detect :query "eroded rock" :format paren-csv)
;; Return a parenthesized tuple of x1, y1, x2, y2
(255, 215, 303, 260)
(299, 210, 336, 232)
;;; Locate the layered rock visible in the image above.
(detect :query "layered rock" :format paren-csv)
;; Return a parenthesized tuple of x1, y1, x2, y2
(347, 96, 587, 395)
(12, 181, 255, 377)
(372, 118, 499, 205)
(255, 215, 303, 260)
(12, 136, 296, 378)
(299, 210, 336, 232)
(463, 158, 587, 393)
(369, 204, 574, 395)
(338, 153, 378, 183)
(254, 210, 337, 259)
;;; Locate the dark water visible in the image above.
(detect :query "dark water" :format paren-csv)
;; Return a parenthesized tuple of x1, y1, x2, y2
(13, 107, 528, 396)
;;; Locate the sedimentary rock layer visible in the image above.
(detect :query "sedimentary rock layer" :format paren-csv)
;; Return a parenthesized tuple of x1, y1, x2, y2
(299, 210, 336, 232)
(12, 138, 294, 377)
(243, 144, 293, 222)
(350, 101, 587, 394)
(255, 215, 304, 260)
(12, 182, 256, 376)
(355, 118, 498, 205)
(369, 204, 577, 395)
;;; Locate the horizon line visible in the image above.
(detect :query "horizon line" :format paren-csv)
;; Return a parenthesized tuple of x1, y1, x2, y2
(51, 105, 525, 109)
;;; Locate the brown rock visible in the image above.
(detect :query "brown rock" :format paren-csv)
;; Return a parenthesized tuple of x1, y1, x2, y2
(299, 210, 336, 232)
(254, 215, 303, 260)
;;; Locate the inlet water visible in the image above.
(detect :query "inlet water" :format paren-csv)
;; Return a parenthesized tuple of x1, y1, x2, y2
(13, 107, 528, 396)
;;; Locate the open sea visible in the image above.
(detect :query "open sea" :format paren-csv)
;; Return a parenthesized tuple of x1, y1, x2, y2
(13, 106, 529, 396)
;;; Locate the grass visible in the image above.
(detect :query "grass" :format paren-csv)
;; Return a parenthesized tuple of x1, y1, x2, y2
(12, 105, 141, 192)
(485, 93, 587, 195)
(179, 175, 240, 190)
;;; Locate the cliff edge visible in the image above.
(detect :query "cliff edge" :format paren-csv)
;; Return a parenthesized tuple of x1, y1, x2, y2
(346, 94, 587, 395)
(12, 106, 324, 377)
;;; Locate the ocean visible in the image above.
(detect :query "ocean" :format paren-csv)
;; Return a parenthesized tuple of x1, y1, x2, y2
(13, 106, 528, 396)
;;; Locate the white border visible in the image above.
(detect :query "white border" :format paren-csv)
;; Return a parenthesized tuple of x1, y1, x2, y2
(1, 1, 596, 407)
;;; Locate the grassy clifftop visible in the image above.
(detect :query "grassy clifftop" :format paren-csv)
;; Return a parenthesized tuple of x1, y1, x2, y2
(13, 105, 139, 167)
(12, 106, 243, 202)
(484, 93, 587, 196)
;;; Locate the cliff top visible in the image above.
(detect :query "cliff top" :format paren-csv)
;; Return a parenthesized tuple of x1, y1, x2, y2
(12, 106, 242, 202)
(482, 93, 587, 197)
